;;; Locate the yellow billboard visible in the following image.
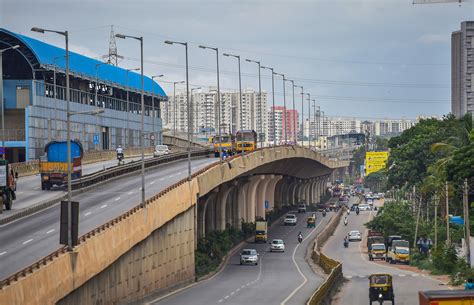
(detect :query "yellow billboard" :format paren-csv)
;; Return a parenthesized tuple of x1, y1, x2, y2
(365, 151, 389, 176)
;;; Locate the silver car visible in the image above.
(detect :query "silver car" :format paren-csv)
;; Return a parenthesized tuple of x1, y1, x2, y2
(240, 249, 259, 265)
(270, 239, 285, 252)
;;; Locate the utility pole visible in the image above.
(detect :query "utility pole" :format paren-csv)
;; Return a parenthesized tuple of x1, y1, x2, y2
(464, 178, 471, 266)
(414, 194, 422, 249)
(446, 181, 450, 246)
(434, 194, 438, 249)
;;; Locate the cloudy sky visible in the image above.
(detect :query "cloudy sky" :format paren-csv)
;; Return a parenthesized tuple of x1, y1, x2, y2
(1, 0, 472, 120)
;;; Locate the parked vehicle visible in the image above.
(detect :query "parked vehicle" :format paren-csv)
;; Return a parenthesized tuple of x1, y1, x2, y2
(369, 243, 386, 261)
(240, 249, 259, 265)
(419, 290, 474, 305)
(0, 160, 17, 211)
(386, 240, 410, 264)
(284, 214, 297, 226)
(153, 144, 170, 157)
(367, 230, 385, 250)
(39, 140, 84, 190)
(269, 239, 285, 252)
(255, 220, 268, 243)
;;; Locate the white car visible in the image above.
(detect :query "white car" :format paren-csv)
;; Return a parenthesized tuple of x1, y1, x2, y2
(358, 204, 371, 211)
(153, 144, 170, 157)
(284, 214, 297, 226)
(240, 249, 259, 265)
(270, 239, 285, 252)
(348, 230, 362, 241)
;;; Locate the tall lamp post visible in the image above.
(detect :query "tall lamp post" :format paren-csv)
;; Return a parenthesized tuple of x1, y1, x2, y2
(294, 85, 303, 146)
(287, 79, 296, 144)
(274, 72, 287, 144)
(164, 40, 192, 180)
(151, 74, 164, 145)
(199, 45, 223, 160)
(311, 100, 319, 148)
(31, 26, 76, 250)
(245, 59, 263, 147)
(125, 68, 140, 148)
(115, 32, 146, 206)
(0, 45, 19, 159)
(223, 53, 244, 154)
(261, 66, 275, 146)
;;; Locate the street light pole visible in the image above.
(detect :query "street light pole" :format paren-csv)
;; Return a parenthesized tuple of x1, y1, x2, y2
(306, 93, 310, 148)
(287, 79, 296, 144)
(116, 33, 146, 206)
(0, 45, 19, 159)
(274, 73, 287, 144)
(294, 85, 303, 147)
(223, 53, 243, 154)
(31, 27, 74, 250)
(261, 66, 275, 146)
(245, 59, 263, 147)
(199, 45, 222, 160)
(165, 40, 192, 180)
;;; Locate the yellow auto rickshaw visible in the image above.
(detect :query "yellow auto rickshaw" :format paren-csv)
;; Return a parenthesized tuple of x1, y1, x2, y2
(368, 274, 394, 304)
(307, 215, 316, 228)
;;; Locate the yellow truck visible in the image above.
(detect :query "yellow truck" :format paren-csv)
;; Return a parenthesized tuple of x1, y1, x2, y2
(386, 240, 410, 264)
(368, 243, 386, 261)
(235, 130, 257, 153)
(255, 220, 268, 243)
(212, 134, 234, 157)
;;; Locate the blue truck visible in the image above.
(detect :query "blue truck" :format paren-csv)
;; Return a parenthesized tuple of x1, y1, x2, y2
(39, 141, 84, 190)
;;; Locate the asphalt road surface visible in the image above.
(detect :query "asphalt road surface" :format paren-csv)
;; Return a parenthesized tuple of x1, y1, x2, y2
(0, 157, 215, 279)
(2, 155, 153, 217)
(324, 197, 445, 305)
(148, 210, 334, 305)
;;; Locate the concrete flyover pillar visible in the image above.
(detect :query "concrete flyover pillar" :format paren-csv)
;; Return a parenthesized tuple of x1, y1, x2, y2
(225, 183, 239, 229)
(287, 180, 298, 206)
(265, 175, 283, 210)
(216, 183, 236, 231)
(257, 175, 273, 218)
(237, 179, 250, 223)
(246, 175, 265, 223)
(304, 181, 311, 204)
(296, 180, 304, 203)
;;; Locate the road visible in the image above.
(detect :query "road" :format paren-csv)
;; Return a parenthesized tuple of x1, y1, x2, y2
(0, 157, 215, 279)
(324, 197, 444, 305)
(148, 210, 334, 305)
(2, 156, 153, 217)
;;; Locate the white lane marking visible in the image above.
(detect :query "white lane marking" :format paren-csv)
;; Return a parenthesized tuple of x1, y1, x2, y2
(177, 172, 182, 175)
(114, 197, 121, 201)
(46, 229, 55, 234)
(34, 187, 40, 190)
(84, 212, 92, 216)
(218, 300, 223, 303)
(230, 291, 235, 296)
(0, 251, 7, 256)
(168, 175, 174, 178)
(159, 178, 165, 181)
(399, 274, 406, 277)
(358, 275, 365, 278)
(235, 288, 240, 292)
(100, 204, 107, 209)
(346, 275, 353, 279)
(150, 181, 155, 185)
(16, 192, 23, 195)
(280, 217, 325, 305)
(224, 296, 229, 299)
(241, 285, 245, 289)
(22, 239, 33, 245)
(128, 191, 133, 195)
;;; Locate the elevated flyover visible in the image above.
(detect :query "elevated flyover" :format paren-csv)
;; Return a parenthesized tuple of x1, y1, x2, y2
(0, 146, 348, 305)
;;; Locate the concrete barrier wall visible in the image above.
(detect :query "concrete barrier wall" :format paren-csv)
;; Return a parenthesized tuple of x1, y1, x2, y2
(0, 177, 199, 305)
(163, 134, 207, 149)
(58, 208, 196, 305)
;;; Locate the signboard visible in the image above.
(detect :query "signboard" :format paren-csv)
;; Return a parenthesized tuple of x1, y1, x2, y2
(264, 200, 269, 209)
(365, 151, 389, 176)
(93, 134, 100, 145)
(0, 147, 4, 155)
(0, 165, 6, 187)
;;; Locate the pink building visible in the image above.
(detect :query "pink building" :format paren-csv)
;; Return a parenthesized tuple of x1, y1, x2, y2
(268, 106, 299, 144)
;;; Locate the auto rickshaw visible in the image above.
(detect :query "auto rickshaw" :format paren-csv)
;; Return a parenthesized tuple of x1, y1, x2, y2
(307, 215, 316, 228)
(368, 274, 394, 304)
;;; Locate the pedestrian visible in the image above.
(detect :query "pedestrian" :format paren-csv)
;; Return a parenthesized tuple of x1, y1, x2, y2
(465, 278, 474, 290)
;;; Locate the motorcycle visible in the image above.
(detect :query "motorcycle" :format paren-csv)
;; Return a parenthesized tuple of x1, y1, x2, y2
(298, 235, 303, 243)
(356, 209, 360, 216)
(322, 210, 327, 217)
(344, 218, 348, 226)
(117, 152, 124, 165)
(344, 240, 349, 248)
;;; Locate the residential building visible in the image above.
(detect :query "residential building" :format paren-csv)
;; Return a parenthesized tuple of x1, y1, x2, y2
(452, 21, 474, 118)
(268, 106, 299, 144)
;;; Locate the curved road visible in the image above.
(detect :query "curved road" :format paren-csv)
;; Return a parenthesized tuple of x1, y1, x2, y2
(0, 157, 214, 279)
(324, 197, 445, 305)
(148, 211, 334, 305)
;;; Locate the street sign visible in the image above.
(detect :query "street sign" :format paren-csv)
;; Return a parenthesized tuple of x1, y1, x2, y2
(264, 200, 269, 209)
(93, 134, 100, 145)
(0, 147, 5, 155)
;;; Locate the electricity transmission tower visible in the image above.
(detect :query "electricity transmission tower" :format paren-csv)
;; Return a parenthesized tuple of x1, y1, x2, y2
(102, 25, 123, 66)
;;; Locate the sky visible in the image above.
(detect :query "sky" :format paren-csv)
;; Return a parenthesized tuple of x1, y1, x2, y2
(1, 0, 473, 120)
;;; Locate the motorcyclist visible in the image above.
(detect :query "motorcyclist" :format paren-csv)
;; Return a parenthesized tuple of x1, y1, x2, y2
(343, 236, 349, 247)
(322, 209, 327, 217)
(344, 216, 348, 226)
(356, 206, 360, 215)
(298, 232, 303, 243)
(116, 145, 124, 161)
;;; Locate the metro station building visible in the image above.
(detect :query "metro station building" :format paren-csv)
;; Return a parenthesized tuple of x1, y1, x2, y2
(0, 28, 166, 162)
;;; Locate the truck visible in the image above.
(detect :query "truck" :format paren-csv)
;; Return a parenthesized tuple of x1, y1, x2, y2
(419, 290, 474, 305)
(39, 140, 84, 190)
(387, 239, 410, 264)
(255, 220, 268, 243)
(212, 134, 234, 158)
(0, 160, 16, 211)
(367, 230, 385, 251)
(235, 130, 257, 153)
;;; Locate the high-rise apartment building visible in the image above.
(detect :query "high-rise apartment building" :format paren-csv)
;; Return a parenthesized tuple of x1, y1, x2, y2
(268, 106, 299, 144)
(452, 21, 474, 118)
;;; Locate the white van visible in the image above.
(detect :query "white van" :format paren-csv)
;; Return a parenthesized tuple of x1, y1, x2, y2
(153, 145, 170, 157)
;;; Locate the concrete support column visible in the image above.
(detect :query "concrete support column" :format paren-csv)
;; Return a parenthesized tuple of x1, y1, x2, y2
(204, 192, 218, 235)
(265, 175, 283, 210)
(216, 184, 235, 231)
(257, 176, 272, 218)
(304, 181, 311, 204)
(237, 180, 250, 223)
(246, 175, 265, 223)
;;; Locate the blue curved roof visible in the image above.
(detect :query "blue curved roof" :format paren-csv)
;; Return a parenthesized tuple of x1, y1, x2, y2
(0, 28, 166, 97)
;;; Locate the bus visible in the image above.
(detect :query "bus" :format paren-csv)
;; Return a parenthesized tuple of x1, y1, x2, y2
(235, 130, 257, 153)
(212, 134, 234, 157)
